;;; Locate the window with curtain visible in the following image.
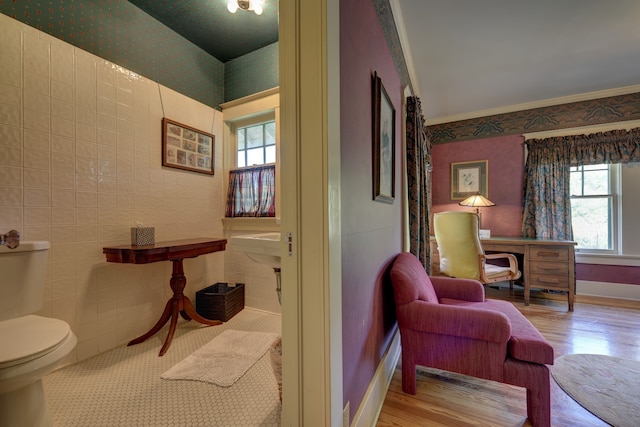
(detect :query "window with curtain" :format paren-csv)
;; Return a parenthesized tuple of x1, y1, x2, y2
(225, 165, 276, 217)
(522, 128, 640, 248)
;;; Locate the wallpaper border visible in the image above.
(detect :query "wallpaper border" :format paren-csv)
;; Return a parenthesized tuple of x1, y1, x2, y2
(428, 92, 640, 144)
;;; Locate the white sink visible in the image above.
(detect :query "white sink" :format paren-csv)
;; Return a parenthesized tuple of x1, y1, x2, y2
(230, 232, 281, 269)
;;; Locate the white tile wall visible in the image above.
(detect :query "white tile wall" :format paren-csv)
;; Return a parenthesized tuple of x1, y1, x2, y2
(0, 14, 279, 364)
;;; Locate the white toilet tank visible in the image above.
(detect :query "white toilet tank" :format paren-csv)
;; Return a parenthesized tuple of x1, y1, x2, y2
(0, 241, 50, 322)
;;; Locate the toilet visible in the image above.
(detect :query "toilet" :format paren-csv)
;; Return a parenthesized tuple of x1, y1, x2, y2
(0, 241, 77, 427)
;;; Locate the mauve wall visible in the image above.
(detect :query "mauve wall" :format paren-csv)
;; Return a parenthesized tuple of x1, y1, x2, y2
(432, 134, 640, 291)
(431, 135, 525, 236)
(340, 0, 403, 421)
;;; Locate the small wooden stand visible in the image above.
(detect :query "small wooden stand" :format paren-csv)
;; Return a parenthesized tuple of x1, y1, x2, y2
(103, 238, 227, 356)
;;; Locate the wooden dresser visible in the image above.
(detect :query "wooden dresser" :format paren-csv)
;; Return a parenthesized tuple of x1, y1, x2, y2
(430, 236, 577, 311)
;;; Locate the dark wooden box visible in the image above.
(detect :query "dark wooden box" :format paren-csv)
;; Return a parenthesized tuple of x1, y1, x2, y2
(196, 283, 245, 322)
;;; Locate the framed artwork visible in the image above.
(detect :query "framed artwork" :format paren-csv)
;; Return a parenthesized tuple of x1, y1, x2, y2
(372, 71, 395, 204)
(162, 118, 215, 175)
(451, 160, 488, 200)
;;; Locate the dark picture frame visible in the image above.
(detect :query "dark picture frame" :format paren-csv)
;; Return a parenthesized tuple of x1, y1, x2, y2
(451, 160, 488, 200)
(372, 72, 395, 204)
(162, 118, 215, 175)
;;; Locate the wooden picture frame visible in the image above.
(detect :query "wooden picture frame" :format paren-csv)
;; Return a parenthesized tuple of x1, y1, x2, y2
(162, 118, 215, 175)
(372, 72, 395, 204)
(451, 160, 488, 200)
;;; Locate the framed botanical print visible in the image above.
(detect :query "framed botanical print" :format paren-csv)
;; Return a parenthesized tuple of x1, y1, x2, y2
(451, 160, 488, 200)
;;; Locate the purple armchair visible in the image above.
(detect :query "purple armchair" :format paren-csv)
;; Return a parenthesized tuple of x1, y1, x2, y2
(390, 252, 554, 427)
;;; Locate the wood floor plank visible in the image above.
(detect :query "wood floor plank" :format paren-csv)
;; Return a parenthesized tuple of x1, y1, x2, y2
(377, 287, 640, 427)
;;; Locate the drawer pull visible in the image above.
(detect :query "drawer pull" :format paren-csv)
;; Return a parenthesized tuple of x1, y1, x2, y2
(538, 251, 560, 258)
(537, 277, 560, 284)
(539, 266, 560, 271)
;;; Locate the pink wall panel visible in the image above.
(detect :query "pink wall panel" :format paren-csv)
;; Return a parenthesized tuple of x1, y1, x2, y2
(577, 264, 640, 285)
(431, 135, 525, 236)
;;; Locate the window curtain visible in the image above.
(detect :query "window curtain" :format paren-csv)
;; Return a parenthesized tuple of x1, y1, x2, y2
(522, 128, 640, 239)
(406, 96, 432, 271)
(225, 164, 276, 217)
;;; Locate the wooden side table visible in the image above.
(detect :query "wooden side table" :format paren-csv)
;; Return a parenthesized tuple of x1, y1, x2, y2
(103, 238, 227, 356)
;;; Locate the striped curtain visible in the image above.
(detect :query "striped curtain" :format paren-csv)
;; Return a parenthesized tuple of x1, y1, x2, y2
(406, 96, 432, 271)
(225, 165, 276, 217)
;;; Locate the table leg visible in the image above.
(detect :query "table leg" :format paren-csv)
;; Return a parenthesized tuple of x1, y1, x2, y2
(182, 296, 222, 326)
(127, 298, 173, 346)
(127, 257, 222, 356)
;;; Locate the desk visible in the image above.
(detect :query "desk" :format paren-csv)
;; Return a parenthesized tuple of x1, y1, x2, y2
(103, 238, 227, 356)
(430, 236, 577, 311)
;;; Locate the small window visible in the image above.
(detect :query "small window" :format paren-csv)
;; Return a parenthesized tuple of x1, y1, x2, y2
(236, 121, 276, 167)
(570, 164, 616, 252)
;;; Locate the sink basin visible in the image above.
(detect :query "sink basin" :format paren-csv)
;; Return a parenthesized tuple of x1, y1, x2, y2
(230, 232, 281, 269)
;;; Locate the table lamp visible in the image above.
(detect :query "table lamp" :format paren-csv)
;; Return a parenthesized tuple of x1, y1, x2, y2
(459, 193, 495, 228)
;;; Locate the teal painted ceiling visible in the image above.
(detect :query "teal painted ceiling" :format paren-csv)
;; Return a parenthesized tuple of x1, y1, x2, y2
(129, 0, 279, 62)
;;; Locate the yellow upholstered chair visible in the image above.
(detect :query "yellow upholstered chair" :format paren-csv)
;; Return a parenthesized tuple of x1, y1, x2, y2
(433, 211, 521, 286)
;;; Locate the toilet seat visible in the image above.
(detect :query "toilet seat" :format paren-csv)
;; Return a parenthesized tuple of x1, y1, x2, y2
(0, 315, 72, 369)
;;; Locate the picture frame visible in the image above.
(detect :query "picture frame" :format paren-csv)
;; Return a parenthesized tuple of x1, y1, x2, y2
(372, 71, 395, 204)
(451, 160, 488, 200)
(162, 118, 215, 175)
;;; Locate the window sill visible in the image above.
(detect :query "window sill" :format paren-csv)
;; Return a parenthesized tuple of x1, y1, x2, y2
(576, 253, 640, 267)
(221, 217, 281, 232)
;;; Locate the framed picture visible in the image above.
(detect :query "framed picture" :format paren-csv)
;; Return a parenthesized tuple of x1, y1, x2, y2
(162, 118, 215, 175)
(372, 72, 395, 204)
(451, 160, 488, 200)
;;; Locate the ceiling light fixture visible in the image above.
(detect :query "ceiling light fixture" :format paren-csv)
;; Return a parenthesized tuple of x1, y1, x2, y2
(227, 0, 265, 15)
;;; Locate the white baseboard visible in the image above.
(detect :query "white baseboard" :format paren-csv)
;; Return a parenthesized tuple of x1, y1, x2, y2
(351, 329, 401, 427)
(577, 280, 640, 301)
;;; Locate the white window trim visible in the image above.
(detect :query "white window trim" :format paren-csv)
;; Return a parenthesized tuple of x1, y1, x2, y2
(220, 88, 280, 230)
(572, 163, 619, 255)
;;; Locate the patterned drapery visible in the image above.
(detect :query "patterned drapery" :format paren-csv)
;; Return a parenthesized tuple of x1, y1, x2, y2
(522, 128, 640, 239)
(225, 165, 276, 217)
(406, 96, 432, 271)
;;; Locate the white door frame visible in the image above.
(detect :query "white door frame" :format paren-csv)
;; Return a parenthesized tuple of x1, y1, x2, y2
(279, 0, 343, 425)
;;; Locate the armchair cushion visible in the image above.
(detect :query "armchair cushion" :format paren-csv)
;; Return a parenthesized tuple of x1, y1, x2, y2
(436, 297, 554, 365)
(484, 299, 554, 365)
(390, 252, 439, 305)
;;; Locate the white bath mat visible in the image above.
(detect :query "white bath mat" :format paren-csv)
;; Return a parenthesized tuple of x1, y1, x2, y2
(161, 329, 279, 387)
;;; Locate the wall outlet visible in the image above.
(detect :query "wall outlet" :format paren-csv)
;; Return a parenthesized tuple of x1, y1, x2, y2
(343, 401, 350, 427)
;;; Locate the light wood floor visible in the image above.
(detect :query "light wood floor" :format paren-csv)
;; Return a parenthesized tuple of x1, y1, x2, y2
(377, 287, 640, 427)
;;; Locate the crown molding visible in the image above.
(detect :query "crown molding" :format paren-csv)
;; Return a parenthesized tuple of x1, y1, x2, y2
(389, 0, 419, 97)
(426, 84, 640, 126)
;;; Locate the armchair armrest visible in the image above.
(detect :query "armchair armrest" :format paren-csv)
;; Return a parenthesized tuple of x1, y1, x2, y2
(399, 300, 511, 343)
(480, 253, 521, 283)
(484, 252, 519, 273)
(430, 276, 485, 302)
